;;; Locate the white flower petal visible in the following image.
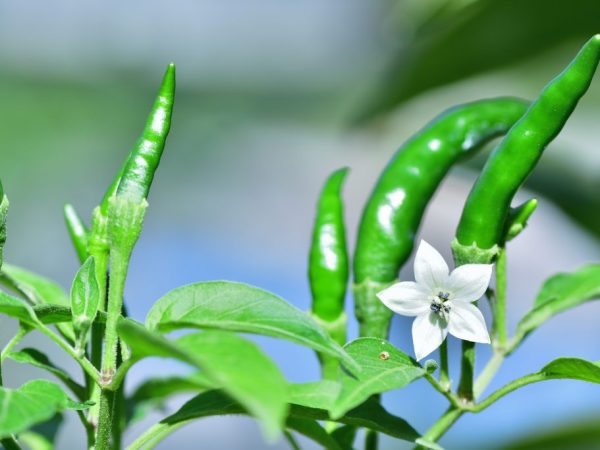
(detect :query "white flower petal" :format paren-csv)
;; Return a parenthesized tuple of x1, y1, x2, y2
(377, 282, 430, 317)
(412, 312, 448, 361)
(447, 264, 493, 303)
(414, 240, 449, 291)
(448, 302, 490, 344)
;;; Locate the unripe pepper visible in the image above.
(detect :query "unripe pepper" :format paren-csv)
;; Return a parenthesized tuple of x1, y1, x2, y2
(353, 97, 528, 338)
(64, 204, 90, 263)
(308, 168, 350, 380)
(309, 168, 350, 324)
(0, 179, 7, 270)
(454, 35, 600, 265)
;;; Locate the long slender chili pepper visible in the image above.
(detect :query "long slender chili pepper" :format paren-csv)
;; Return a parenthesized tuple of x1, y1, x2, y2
(453, 35, 600, 264)
(309, 168, 349, 380)
(310, 168, 350, 323)
(0, 180, 7, 271)
(453, 35, 600, 403)
(353, 97, 528, 338)
(96, 64, 176, 450)
(64, 204, 90, 263)
(115, 63, 175, 202)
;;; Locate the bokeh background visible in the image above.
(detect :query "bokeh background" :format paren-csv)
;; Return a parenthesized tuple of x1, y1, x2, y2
(1, 1, 600, 449)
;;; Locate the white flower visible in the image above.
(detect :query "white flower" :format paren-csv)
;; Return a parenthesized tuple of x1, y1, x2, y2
(376, 240, 492, 361)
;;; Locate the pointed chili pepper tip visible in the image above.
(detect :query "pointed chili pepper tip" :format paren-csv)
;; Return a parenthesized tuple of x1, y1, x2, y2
(0, 179, 3, 200)
(158, 63, 176, 97)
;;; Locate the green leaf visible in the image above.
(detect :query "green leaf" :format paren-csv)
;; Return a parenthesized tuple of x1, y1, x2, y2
(541, 357, 600, 383)
(331, 338, 425, 419)
(360, 1, 600, 118)
(8, 348, 85, 400)
(145, 281, 358, 372)
(18, 413, 64, 450)
(285, 417, 342, 450)
(158, 390, 419, 443)
(495, 418, 600, 450)
(0, 265, 69, 306)
(0, 264, 75, 342)
(288, 380, 340, 410)
(0, 291, 37, 324)
(70, 256, 99, 331)
(128, 373, 215, 424)
(516, 265, 600, 340)
(117, 319, 289, 439)
(0, 380, 91, 439)
(330, 424, 357, 450)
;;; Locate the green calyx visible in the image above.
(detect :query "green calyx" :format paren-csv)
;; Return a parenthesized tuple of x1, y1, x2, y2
(451, 239, 499, 266)
(107, 196, 148, 257)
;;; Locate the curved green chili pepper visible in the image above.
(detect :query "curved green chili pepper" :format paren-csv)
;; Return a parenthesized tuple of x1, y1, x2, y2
(309, 168, 350, 324)
(308, 168, 350, 380)
(116, 63, 175, 202)
(353, 97, 528, 338)
(454, 35, 600, 264)
(64, 204, 90, 263)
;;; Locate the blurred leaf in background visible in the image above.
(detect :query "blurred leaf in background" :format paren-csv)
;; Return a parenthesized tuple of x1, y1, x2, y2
(493, 418, 600, 450)
(360, 0, 600, 240)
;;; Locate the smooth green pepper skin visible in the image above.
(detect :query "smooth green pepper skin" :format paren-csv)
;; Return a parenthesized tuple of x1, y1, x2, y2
(353, 97, 528, 285)
(309, 168, 349, 322)
(309, 168, 349, 380)
(352, 98, 528, 338)
(64, 204, 90, 263)
(455, 36, 600, 260)
(0, 180, 8, 271)
(116, 63, 175, 202)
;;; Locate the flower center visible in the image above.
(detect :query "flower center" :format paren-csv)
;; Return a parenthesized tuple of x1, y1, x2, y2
(430, 291, 451, 316)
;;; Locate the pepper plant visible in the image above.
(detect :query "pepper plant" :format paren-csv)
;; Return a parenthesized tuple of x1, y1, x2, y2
(0, 35, 600, 450)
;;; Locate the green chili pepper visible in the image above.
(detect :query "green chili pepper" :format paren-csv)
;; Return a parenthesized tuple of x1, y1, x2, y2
(453, 35, 600, 265)
(309, 168, 350, 324)
(64, 204, 90, 263)
(116, 63, 175, 202)
(353, 97, 528, 338)
(308, 168, 349, 380)
(0, 179, 8, 271)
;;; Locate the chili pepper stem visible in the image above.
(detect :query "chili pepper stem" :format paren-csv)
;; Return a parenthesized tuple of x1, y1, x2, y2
(493, 249, 508, 348)
(457, 339, 475, 401)
(473, 351, 505, 399)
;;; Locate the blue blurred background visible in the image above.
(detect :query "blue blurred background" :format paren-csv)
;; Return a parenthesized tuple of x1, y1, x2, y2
(1, 1, 600, 449)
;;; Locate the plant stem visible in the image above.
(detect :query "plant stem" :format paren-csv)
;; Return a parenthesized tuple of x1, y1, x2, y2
(494, 249, 508, 347)
(457, 340, 475, 401)
(88, 248, 108, 433)
(96, 390, 115, 450)
(473, 351, 504, 398)
(96, 246, 132, 450)
(0, 326, 30, 362)
(365, 429, 378, 450)
(469, 373, 545, 412)
(284, 431, 302, 450)
(439, 339, 450, 389)
(0, 437, 22, 450)
(126, 421, 187, 450)
(424, 373, 461, 407)
(419, 407, 463, 445)
(36, 322, 99, 383)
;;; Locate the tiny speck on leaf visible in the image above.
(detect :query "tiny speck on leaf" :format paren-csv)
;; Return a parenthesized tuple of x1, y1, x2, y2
(379, 351, 390, 361)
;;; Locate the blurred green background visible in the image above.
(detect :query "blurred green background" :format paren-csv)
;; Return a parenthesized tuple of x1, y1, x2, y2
(1, 1, 600, 449)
